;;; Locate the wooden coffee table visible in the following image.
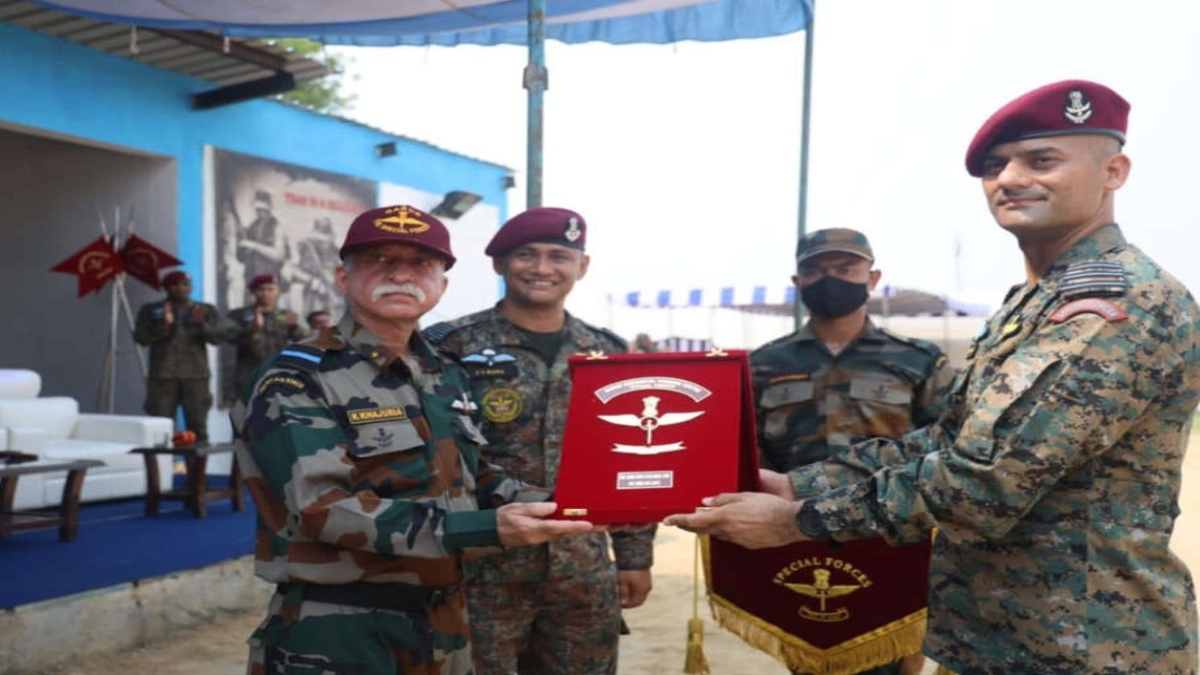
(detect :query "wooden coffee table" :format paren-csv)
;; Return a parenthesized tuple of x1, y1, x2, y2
(0, 457, 104, 542)
(130, 444, 244, 518)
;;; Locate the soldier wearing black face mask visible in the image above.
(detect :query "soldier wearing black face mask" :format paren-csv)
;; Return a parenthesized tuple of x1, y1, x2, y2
(746, 228, 956, 675)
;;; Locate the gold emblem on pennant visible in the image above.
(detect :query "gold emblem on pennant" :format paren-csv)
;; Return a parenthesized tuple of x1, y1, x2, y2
(481, 387, 523, 423)
(374, 206, 430, 234)
(585, 350, 608, 360)
(776, 556, 872, 623)
(706, 347, 728, 358)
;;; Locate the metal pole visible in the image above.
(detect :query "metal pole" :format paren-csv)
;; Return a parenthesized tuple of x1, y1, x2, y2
(794, 0, 816, 330)
(524, 0, 547, 208)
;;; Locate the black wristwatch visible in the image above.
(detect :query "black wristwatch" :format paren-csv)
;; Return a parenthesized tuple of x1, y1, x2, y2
(795, 500, 832, 542)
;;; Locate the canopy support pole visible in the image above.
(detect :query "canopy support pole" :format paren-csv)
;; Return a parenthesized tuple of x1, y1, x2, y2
(794, 0, 816, 329)
(524, 0, 547, 208)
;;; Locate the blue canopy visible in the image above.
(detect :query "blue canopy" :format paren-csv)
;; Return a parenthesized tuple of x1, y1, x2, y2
(28, 0, 812, 46)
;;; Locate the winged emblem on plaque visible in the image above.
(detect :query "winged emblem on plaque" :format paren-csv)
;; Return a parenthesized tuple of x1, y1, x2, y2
(597, 395, 704, 455)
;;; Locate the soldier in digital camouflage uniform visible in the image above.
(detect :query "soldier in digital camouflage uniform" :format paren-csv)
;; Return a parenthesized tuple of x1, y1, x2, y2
(425, 207, 655, 675)
(751, 228, 954, 675)
(225, 272, 306, 403)
(668, 80, 1199, 675)
(134, 269, 229, 444)
(231, 204, 598, 675)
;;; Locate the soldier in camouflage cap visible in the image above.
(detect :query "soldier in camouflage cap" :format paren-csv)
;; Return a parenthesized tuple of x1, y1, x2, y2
(669, 80, 1200, 674)
(751, 227, 954, 675)
(425, 206, 655, 675)
(133, 270, 231, 444)
(231, 204, 597, 675)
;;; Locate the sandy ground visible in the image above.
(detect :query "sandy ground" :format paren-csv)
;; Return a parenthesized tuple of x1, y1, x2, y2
(45, 432, 1200, 675)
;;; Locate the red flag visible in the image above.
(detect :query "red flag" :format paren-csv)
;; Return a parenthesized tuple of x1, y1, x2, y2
(50, 236, 124, 297)
(120, 234, 183, 290)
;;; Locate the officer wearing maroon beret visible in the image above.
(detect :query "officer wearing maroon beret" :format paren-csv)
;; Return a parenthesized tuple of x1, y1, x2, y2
(426, 207, 655, 675)
(133, 268, 229, 444)
(224, 269, 304, 404)
(229, 203, 597, 675)
(667, 80, 1200, 675)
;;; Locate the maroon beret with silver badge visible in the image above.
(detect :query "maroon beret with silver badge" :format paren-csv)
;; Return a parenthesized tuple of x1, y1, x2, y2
(338, 204, 456, 269)
(965, 79, 1130, 177)
(484, 207, 586, 257)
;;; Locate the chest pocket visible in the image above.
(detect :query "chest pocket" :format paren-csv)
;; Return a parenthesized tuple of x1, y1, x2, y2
(345, 407, 426, 459)
(760, 380, 815, 409)
(848, 373, 913, 406)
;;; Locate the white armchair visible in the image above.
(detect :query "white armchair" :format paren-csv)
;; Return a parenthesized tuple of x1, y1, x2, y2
(0, 371, 174, 510)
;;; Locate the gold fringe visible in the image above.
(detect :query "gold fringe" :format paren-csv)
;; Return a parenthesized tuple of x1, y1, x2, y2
(933, 666, 958, 675)
(683, 535, 711, 674)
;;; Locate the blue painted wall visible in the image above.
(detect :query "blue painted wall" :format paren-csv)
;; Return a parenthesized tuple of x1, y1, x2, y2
(0, 22, 511, 292)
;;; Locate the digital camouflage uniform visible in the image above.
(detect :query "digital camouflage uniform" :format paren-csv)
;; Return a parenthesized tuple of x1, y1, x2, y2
(752, 319, 954, 473)
(425, 307, 655, 675)
(226, 304, 306, 403)
(789, 225, 1200, 674)
(230, 313, 548, 675)
(134, 298, 229, 443)
(752, 319, 953, 675)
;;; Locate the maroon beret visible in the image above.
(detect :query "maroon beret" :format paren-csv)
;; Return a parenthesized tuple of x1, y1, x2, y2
(248, 273, 277, 289)
(965, 80, 1130, 177)
(339, 205, 456, 269)
(161, 270, 190, 286)
(485, 207, 586, 258)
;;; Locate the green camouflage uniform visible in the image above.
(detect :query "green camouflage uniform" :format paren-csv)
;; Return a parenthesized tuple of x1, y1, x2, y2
(134, 298, 228, 443)
(789, 225, 1200, 674)
(226, 304, 306, 403)
(752, 319, 952, 675)
(752, 319, 954, 473)
(230, 313, 547, 675)
(425, 307, 655, 675)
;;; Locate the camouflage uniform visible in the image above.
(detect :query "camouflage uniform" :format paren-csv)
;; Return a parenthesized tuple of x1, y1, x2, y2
(426, 307, 655, 675)
(752, 319, 953, 472)
(752, 320, 952, 675)
(231, 313, 547, 675)
(134, 298, 228, 443)
(226, 304, 306, 403)
(789, 225, 1200, 674)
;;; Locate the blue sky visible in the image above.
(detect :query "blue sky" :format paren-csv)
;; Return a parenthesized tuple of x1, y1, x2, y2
(338, 0, 1200, 320)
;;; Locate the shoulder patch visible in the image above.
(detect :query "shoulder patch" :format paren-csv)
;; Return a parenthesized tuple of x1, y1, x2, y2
(255, 373, 311, 396)
(1059, 261, 1127, 299)
(422, 321, 458, 343)
(276, 343, 325, 371)
(1049, 298, 1128, 324)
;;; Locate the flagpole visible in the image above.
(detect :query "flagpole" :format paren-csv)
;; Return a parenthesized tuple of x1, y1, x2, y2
(794, 0, 816, 330)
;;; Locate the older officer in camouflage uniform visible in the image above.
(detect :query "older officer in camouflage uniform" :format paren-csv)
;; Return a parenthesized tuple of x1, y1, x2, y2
(231, 204, 598, 675)
(425, 207, 655, 675)
(225, 272, 306, 403)
(134, 270, 227, 444)
(669, 80, 1200, 675)
(752, 228, 953, 675)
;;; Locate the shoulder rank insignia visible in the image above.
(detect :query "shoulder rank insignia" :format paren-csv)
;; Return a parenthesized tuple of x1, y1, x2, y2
(277, 344, 324, 371)
(1049, 298, 1127, 324)
(422, 321, 456, 343)
(1059, 261, 1126, 299)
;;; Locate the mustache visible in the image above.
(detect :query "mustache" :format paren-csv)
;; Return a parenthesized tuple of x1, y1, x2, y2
(371, 282, 426, 303)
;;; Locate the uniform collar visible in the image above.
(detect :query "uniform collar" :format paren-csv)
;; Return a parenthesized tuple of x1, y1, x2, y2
(793, 317, 885, 345)
(483, 304, 610, 354)
(1042, 223, 1126, 280)
(334, 312, 441, 374)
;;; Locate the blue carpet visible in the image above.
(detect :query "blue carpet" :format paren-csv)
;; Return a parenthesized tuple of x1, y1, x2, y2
(0, 477, 256, 609)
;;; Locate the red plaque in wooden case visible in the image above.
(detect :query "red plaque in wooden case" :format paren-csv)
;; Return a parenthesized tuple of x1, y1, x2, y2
(554, 350, 759, 523)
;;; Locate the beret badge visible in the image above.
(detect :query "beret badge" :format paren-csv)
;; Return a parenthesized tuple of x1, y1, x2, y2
(1063, 90, 1093, 125)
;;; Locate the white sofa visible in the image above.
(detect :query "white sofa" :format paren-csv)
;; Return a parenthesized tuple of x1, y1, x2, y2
(0, 369, 174, 510)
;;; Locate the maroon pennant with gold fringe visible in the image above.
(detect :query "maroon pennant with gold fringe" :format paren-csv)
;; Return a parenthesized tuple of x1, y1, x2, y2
(703, 534, 932, 675)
